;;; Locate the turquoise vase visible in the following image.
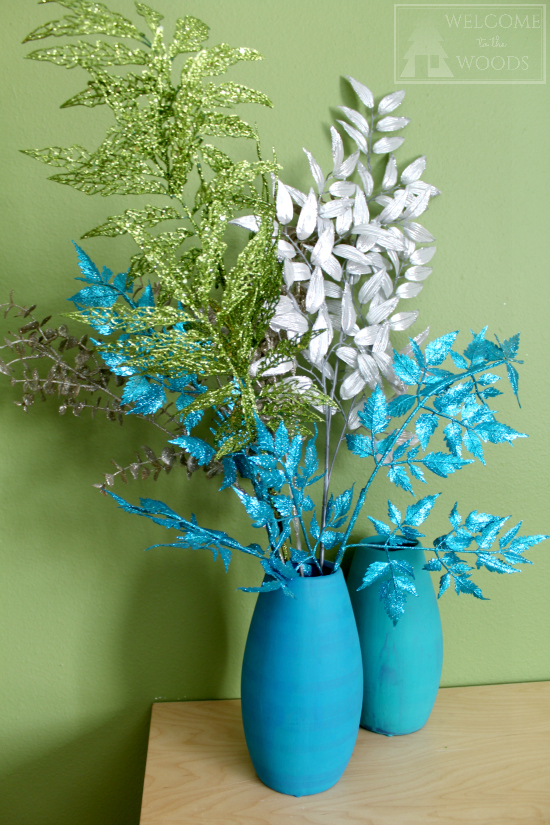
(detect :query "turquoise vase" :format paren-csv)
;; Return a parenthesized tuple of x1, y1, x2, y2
(346, 537, 443, 736)
(241, 567, 363, 796)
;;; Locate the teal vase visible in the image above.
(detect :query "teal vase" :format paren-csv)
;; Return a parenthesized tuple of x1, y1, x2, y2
(346, 537, 443, 736)
(241, 567, 363, 796)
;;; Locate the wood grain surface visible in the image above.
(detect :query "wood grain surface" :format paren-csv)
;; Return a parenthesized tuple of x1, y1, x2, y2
(139, 682, 550, 825)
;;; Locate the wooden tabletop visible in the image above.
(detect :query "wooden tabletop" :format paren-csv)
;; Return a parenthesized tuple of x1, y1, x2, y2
(139, 682, 550, 825)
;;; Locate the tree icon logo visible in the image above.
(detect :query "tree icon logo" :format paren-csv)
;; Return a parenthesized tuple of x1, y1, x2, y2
(400, 23, 454, 78)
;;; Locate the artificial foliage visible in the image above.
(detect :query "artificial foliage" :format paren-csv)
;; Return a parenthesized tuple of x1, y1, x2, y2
(1, 0, 547, 625)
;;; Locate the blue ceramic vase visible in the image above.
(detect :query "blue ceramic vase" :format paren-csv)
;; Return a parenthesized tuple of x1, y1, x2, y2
(346, 537, 443, 736)
(241, 567, 363, 796)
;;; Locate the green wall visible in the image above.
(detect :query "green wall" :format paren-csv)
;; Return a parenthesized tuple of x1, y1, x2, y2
(0, 2, 548, 822)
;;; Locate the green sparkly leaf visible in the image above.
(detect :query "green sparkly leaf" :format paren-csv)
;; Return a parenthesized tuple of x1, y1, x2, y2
(25, 40, 147, 69)
(169, 16, 210, 58)
(203, 81, 273, 109)
(82, 206, 183, 238)
(20, 145, 90, 169)
(184, 44, 262, 81)
(199, 112, 258, 140)
(24, 1, 146, 44)
(135, 2, 163, 32)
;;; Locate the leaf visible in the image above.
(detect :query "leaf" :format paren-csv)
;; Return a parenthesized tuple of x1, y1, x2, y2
(404, 494, 439, 527)
(388, 466, 414, 494)
(393, 352, 422, 385)
(438, 573, 451, 598)
(377, 116, 410, 132)
(345, 76, 374, 108)
(422, 452, 473, 478)
(498, 521, 522, 549)
(475, 554, 519, 575)
(24, 2, 144, 43)
(367, 518, 392, 537)
(346, 433, 374, 458)
(443, 420, 463, 457)
(394, 576, 418, 596)
(415, 414, 439, 450)
(169, 435, 215, 466)
(506, 363, 520, 401)
(82, 206, 182, 239)
(372, 137, 405, 154)
(387, 394, 416, 418)
(358, 387, 388, 434)
(378, 90, 406, 115)
(303, 149, 325, 194)
(425, 331, 459, 366)
(357, 561, 390, 591)
(388, 500, 402, 526)
(423, 557, 442, 571)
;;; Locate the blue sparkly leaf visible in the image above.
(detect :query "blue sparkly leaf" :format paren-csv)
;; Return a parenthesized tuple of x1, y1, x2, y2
(502, 333, 520, 359)
(479, 387, 502, 399)
(408, 463, 426, 483)
(137, 283, 155, 307)
(73, 242, 101, 283)
(409, 339, 425, 369)
(68, 285, 118, 308)
(356, 560, 390, 591)
(273, 420, 290, 458)
(438, 573, 451, 598)
(391, 559, 415, 577)
(475, 421, 527, 445)
(425, 331, 458, 366)
(394, 576, 418, 596)
(302, 495, 315, 511)
(285, 434, 303, 477)
(387, 394, 416, 418)
(501, 551, 533, 565)
(219, 455, 237, 491)
(393, 352, 422, 385)
(453, 576, 487, 599)
(378, 580, 407, 626)
(449, 502, 461, 528)
(255, 416, 274, 452)
(170, 435, 215, 466)
(328, 487, 354, 522)
(272, 495, 294, 518)
(183, 409, 203, 431)
(463, 327, 489, 364)
(388, 465, 414, 494)
(506, 363, 520, 400)
(239, 579, 286, 594)
(404, 494, 439, 526)
(478, 517, 509, 549)
(463, 430, 485, 464)
(415, 414, 439, 450)
(310, 513, 321, 541)
(346, 433, 374, 457)
(358, 387, 389, 434)
(423, 557, 442, 571)
(401, 525, 424, 541)
(450, 350, 468, 369)
(433, 382, 472, 416)
(233, 488, 274, 528)
(443, 421, 463, 457)
(121, 375, 149, 405)
(319, 529, 342, 550)
(477, 373, 501, 386)
(475, 554, 519, 574)
(422, 452, 473, 478)
(367, 517, 391, 537)
(498, 521, 522, 548)
(113, 272, 128, 291)
(464, 511, 496, 532)
(506, 534, 549, 552)
(388, 500, 401, 526)
(125, 380, 166, 415)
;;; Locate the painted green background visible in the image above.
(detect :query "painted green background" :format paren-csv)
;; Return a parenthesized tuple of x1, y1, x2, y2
(0, 1, 548, 822)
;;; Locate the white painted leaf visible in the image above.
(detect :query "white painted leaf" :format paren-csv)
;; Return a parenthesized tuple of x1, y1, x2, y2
(367, 296, 399, 324)
(305, 266, 325, 314)
(358, 269, 386, 304)
(353, 189, 369, 225)
(334, 151, 360, 179)
(372, 351, 396, 381)
(396, 282, 423, 299)
(372, 323, 390, 352)
(311, 224, 335, 266)
(377, 90, 406, 115)
(373, 137, 405, 154)
(351, 224, 405, 251)
(228, 215, 259, 232)
(293, 263, 312, 281)
(333, 244, 371, 267)
(283, 375, 313, 395)
(357, 161, 374, 197)
(270, 296, 309, 336)
(378, 189, 408, 224)
(286, 185, 307, 207)
(340, 369, 367, 400)
(356, 233, 377, 253)
(316, 216, 332, 235)
(276, 180, 294, 225)
(324, 281, 342, 299)
(309, 305, 333, 364)
(330, 126, 344, 172)
(319, 198, 354, 218)
(347, 260, 372, 277)
(296, 188, 318, 240)
(387, 249, 400, 276)
(380, 270, 394, 299)
(337, 120, 369, 155)
(354, 324, 380, 346)
(377, 116, 410, 132)
(303, 148, 325, 195)
(407, 181, 440, 198)
(402, 187, 431, 220)
(401, 326, 430, 354)
(357, 353, 379, 386)
(348, 400, 365, 430)
(389, 311, 418, 331)
(277, 239, 296, 260)
(410, 246, 436, 265)
(382, 155, 397, 190)
(345, 76, 374, 108)
(338, 106, 370, 137)
(341, 283, 357, 334)
(283, 258, 294, 287)
(320, 254, 343, 281)
(401, 221, 435, 243)
(260, 359, 295, 378)
(336, 207, 353, 235)
(329, 181, 356, 198)
(404, 265, 432, 282)
(401, 155, 426, 184)
(335, 346, 358, 367)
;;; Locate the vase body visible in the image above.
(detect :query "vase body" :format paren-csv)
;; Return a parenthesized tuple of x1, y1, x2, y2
(347, 538, 443, 736)
(241, 567, 363, 796)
